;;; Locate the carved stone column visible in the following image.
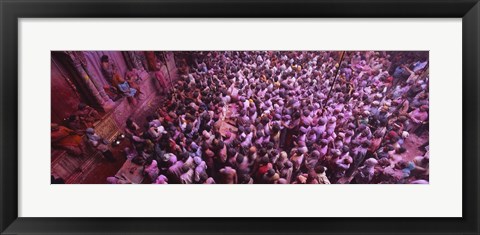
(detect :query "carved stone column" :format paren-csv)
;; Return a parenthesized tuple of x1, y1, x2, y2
(65, 51, 114, 112)
(123, 51, 145, 70)
(76, 52, 115, 111)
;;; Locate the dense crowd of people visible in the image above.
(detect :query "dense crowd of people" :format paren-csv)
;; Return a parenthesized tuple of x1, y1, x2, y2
(110, 51, 430, 184)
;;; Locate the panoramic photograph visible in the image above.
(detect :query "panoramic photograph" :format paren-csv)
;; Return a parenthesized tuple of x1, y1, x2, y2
(51, 51, 429, 184)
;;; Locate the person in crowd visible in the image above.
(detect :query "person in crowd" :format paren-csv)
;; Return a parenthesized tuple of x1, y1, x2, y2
(86, 128, 115, 162)
(75, 103, 101, 127)
(51, 123, 86, 156)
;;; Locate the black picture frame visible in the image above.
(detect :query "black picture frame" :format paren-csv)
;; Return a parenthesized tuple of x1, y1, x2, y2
(1, 0, 479, 234)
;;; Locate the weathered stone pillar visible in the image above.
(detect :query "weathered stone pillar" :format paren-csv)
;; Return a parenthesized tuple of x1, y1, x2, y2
(77, 52, 115, 111)
(123, 51, 145, 70)
(65, 51, 114, 112)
